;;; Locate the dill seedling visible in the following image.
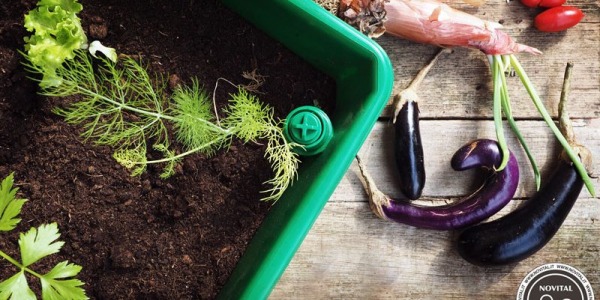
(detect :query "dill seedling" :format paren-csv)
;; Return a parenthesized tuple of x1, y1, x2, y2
(26, 51, 299, 201)
(221, 89, 301, 201)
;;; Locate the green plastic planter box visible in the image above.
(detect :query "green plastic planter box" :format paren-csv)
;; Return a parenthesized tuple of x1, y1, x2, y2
(218, 0, 393, 298)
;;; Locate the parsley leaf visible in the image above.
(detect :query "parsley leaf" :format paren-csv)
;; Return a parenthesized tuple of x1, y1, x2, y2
(40, 261, 87, 300)
(1, 223, 88, 300)
(0, 272, 36, 300)
(19, 223, 65, 267)
(0, 173, 27, 232)
(0, 173, 88, 299)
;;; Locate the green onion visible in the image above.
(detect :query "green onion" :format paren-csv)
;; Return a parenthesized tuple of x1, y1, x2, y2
(489, 54, 595, 197)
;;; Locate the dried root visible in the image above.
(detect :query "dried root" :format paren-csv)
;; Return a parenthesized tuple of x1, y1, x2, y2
(314, 0, 341, 15)
(339, 0, 387, 38)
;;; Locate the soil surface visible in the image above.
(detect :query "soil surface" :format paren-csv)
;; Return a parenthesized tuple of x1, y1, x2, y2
(0, 0, 335, 299)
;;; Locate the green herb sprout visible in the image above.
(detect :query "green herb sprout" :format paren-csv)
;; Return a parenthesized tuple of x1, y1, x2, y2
(27, 51, 299, 201)
(0, 173, 88, 300)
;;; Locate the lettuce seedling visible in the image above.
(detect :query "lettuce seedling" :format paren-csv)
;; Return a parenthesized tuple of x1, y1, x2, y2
(23, 0, 87, 87)
(0, 174, 88, 300)
(23, 0, 116, 88)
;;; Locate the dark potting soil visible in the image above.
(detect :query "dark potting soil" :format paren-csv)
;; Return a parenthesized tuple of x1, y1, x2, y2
(0, 0, 336, 299)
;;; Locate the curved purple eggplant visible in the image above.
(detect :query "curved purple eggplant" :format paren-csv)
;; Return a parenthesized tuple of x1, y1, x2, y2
(456, 62, 594, 266)
(456, 155, 585, 266)
(357, 139, 520, 230)
(394, 100, 425, 200)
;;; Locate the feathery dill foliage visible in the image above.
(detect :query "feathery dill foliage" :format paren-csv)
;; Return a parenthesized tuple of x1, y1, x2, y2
(170, 80, 229, 155)
(36, 51, 174, 177)
(26, 50, 299, 201)
(222, 89, 301, 200)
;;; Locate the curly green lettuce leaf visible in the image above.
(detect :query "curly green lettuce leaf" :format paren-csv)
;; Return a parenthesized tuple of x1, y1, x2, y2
(23, 0, 87, 87)
(36, 0, 84, 13)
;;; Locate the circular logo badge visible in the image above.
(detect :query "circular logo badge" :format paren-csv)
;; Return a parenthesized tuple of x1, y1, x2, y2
(517, 263, 594, 300)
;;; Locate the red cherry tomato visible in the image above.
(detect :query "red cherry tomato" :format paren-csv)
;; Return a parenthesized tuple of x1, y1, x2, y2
(520, 0, 565, 8)
(520, 0, 541, 8)
(538, 0, 566, 7)
(534, 6, 584, 32)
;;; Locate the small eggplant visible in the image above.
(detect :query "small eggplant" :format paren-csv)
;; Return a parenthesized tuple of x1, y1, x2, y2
(391, 48, 450, 200)
(455, 62, 593, 266)
(394, 99, 425, 200)
(456, 155, 584, 266)
(357, 139, 520, 230)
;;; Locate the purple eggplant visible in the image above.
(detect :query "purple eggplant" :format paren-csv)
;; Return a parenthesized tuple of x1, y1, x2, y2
(455, 63, 593, 266)
(394, 99, 425, 200)
(357, 139, 520, 230)
(391, 49, 450, 200)
(456, 155, 584, 266)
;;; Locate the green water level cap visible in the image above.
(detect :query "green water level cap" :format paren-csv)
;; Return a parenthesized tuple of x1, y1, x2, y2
(283, 106, 333, 156)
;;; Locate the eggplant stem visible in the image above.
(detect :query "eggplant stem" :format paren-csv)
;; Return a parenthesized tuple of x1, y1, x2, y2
(558, 62, 575, 143)
(392, 48, 450, 123)
(355, 155, 389, 219)
(510, 56, 596, 197)
(557, 62, 595, 177)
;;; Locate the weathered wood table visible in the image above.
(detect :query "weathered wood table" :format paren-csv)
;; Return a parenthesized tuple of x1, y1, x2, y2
(272, 1, 599, 298)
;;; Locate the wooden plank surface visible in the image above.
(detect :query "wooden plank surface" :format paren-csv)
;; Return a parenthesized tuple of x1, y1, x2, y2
(271, 199, 599, 299)
(273, 1, 600, 297)
(331, 120, 599, 200)
(272, 120, 600, 299)
(377, 0, 600, 119)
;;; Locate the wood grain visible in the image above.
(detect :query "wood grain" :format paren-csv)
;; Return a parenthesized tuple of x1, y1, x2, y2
(378, 1, 600, 119)
(272, 119, 600, 299)
(276, 1, 600, 298)
(333, 119, 600, 201)
(271, 199, 599, 299)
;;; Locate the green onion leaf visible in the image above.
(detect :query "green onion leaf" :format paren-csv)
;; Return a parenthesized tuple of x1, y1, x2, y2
(496, 56, 541, 190)
(491, 55, 510, 170)
(510, 55, 596, 197)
